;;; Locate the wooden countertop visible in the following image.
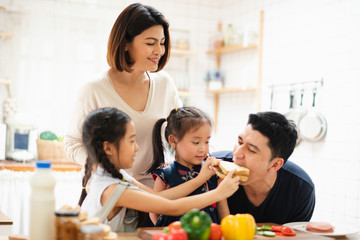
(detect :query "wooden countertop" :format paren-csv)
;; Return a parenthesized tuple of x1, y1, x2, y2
(137, 226, 360, 240)
(2, 227, 360, 240)
(0, 160, 82, 172)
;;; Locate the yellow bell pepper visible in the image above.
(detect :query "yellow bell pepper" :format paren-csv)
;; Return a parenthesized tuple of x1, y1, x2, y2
(220, 213, 256, 240)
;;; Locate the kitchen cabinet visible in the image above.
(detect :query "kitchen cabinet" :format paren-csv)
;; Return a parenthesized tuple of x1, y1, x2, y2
(206, 10, 264, 131)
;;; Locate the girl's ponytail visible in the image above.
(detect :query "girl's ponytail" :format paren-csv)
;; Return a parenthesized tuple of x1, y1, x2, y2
(146, 118, 166, 173)
(78, 157, 94, 206)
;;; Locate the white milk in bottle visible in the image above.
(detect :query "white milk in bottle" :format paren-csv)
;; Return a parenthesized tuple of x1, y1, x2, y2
(29, 161, 56, 240)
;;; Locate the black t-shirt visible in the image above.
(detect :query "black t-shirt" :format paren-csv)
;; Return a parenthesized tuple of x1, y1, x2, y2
(212, 151, 315, 224)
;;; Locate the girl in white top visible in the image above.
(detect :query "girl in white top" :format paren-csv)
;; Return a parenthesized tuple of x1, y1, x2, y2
(80, 107, 240, 232)
(64, 3, 182, 187)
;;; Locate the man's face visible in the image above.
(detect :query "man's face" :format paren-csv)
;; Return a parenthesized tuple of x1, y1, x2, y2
(232, 124, 274, 185)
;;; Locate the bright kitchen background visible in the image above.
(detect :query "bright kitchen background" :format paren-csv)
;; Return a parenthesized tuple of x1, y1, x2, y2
(0, 0, 360, 232)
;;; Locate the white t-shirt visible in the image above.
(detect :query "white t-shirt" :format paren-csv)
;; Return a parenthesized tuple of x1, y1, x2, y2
(64, 71, 182, 187)
(81, 167, 136, 231)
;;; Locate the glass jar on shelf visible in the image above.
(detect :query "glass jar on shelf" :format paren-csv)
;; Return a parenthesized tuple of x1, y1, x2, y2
(209, 22, 224, 50)
(224, 24, 234, 46)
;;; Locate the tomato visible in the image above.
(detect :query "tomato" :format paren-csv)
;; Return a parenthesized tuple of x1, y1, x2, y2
(168, 228, 188, 240)
(209, 223, 222, 240)
(270, 226, 283, 232)
(153, 232, 168, 240)
(168, 221, 182, 231)
(280, 226, 296, 236)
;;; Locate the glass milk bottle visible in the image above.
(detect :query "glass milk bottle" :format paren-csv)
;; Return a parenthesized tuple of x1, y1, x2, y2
(29, 161, 56, 240)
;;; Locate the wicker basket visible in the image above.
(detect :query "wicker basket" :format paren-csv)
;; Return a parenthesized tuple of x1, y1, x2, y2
(37, 139, 71, 163)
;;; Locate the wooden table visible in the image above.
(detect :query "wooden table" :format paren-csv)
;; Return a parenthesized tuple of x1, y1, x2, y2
(136, 226, 360, 240)
(2, 231, 360, 240)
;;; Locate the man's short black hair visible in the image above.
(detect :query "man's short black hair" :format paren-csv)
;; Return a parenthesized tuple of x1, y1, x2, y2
(247, 111, 297, 163)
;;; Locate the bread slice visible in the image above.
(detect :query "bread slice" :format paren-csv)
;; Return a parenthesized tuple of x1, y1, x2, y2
(211, 160, 250, 181)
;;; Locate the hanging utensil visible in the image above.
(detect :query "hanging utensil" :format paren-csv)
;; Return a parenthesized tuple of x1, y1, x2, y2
(285, 89, 304, 146)
(298, 87, 327, 142)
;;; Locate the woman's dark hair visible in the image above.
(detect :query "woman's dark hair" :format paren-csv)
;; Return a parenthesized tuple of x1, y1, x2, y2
(78, 107, 131, 206)
(147, 106, 212, 174)
(107, 3, 171, 72)
(247, 111, 298, 163)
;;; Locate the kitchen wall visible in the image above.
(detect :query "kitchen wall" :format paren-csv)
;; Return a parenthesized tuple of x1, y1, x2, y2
(206, 0, 360, 225)
(0, 0, 360, 228)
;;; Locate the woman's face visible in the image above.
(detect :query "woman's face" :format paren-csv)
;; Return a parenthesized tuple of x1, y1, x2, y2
(126, 25, 166, 72)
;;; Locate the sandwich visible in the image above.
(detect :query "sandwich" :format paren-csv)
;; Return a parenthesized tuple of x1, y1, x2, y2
(211, 159, 250, 181)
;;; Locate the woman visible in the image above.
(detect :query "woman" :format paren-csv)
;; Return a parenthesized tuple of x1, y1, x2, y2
(64, 3, 182, 188)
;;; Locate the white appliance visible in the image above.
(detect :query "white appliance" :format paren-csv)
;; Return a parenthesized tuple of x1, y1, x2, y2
(6, 122, 37, 161)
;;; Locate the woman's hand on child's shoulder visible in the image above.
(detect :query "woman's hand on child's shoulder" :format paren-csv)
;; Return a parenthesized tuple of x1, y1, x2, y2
(198, 157, 216, 182)
(216, 170, 240, 198)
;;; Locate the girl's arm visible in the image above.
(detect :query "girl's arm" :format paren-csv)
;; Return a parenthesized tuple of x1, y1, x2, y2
(149, 177, 166, 224)
(109, 170, 239, 216)
(217, 199, 230, 220)
(132, 157, 216, 199)
(215, 176, 230, 220)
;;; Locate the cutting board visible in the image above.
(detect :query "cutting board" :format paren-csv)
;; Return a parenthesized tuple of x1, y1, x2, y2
(137, 227, 334, 240)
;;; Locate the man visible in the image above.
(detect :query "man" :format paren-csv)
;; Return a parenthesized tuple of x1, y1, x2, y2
(213, 111, 315, 224)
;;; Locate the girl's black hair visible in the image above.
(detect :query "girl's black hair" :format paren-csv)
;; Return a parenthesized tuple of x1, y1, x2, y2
(78, 107, 131, 206)
(248, 111, 298, 163)
(79, 107, 147, 227)
(146, 106, 212, 174)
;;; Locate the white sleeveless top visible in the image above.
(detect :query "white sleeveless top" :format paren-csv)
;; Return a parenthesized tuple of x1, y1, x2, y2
(81, 167, 138, 231)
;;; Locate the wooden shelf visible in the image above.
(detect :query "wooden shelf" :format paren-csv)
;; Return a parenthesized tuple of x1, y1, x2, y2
(206, 43, 257, 55)
(178, 90, 197, 97)
(0, 78, 11, 85)
(206, 10, 264, 132)
(206, 87, 257, 94)
(207, 44, 258, 69)
(0, 32, 13, 39)
(171, 48, 198, 56)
